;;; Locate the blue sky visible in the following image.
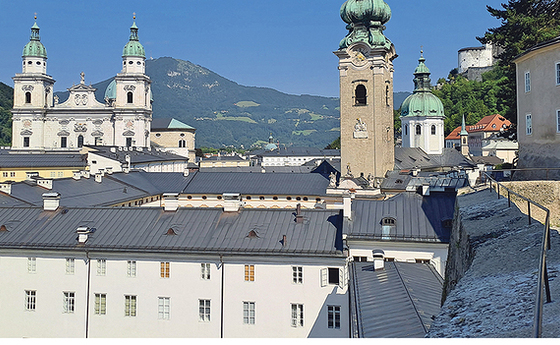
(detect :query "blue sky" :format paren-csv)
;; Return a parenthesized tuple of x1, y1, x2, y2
(0, 0, 505, 97)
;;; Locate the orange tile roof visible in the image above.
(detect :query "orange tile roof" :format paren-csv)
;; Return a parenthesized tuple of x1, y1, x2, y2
(445, 114, 511, 140)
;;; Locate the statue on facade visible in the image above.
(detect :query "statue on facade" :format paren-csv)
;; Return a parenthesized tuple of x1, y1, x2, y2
(328, 172, 337, 188)
(353, 118, 368, 139)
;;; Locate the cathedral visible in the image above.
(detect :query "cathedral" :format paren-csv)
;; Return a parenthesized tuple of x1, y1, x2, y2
(11, 17, 152, 151)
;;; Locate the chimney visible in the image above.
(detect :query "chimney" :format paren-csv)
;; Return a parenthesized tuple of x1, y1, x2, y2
(72, 171, 81, 180)
(282, 235, 287, 247)
(163, 193, 180, 212)
(0, 183, 12, 195)
(373, 249, 385, 271)
(82, 171, 91, 179)
(295, 204, 304, 223)
(106, 167, 113, 175)
(37, 179, 53, 190)
(183, 167, 189, 177)
(223, 193, 243, 212)
(343, 191, 354, 219)
(94, 173, 103, 183)
(42, 192, 61, 211)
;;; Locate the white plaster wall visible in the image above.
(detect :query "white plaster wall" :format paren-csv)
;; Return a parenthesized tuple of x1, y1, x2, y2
(458, 44, 494, 74)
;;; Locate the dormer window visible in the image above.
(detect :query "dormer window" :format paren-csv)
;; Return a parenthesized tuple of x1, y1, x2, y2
(382, 217, 396, 225)
(442, 219, 453, 228)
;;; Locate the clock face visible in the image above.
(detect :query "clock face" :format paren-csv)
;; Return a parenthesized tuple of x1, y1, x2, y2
(350, 47, 369, 67)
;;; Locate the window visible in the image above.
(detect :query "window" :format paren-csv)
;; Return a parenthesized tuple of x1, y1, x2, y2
(292, 266, 303, 284)
(243, 302, 255, 325)
(442, 219, 453, 228)
(355, 85, 367, 105)
(127, 260, 136, 277)
(23, 137, 30, 148)
(199, 299, 210, 322)
(404, 124, 408, 136)
(127, 92, 133, 104)
(77, 135, 84, 148)
(28, 257, 36, 273)
(25, 92, 31, 104)
(63, 292, 75, 314)
(126, 137, 132, 147)
(556, 63, 560, 85)
(557, 110, 560, 133)
(124, 295, 137, 317)
(25, 290, 36, 311)
(160, 262, 170, 278)
(57, 172, 64, 178)
(327, 268, 339, 285)
(94, 293, 106, 315)
(66, 258, 75, 275)
(321, 267, 342, 287)
(244, 265, 255, 282)
(158, 297, 170, 320)
(416, 124, 422, 135)
(525, 71, 531, 92)
(10, 172, 15, 178)
(328, 305, 341, 329)
(526, 114, 533, 136)
(382, 217, 396, 225)
(97, 259, 106, 276)
(2, 172, 7, 178)
(60, 136, 67, 148)
(291, 304, 304, 327)
(431, 125, 436, 135)
(201, 263, 210, 280)
(179, 140, 186, 148)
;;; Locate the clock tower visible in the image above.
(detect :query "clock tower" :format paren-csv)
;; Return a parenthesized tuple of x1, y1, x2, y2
(335, 0, 396, 180)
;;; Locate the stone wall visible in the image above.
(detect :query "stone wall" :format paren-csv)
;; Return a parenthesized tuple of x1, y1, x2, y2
(500, 181, 560, 228)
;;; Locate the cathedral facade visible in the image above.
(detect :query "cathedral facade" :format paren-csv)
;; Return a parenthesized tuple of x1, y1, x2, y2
(11, 19, 152, 151)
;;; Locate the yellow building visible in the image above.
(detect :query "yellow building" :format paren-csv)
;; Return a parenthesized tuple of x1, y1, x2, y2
(0, 150, 86, 182)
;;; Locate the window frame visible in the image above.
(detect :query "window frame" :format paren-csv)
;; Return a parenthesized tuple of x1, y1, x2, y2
(124, 295, 137, 317)
(243, 301, 256, 325)
(63, 292, 75, 314)
(431, 125, 436, 135)
(416, 124, 422, 135)
(23, 137, 30, 148)
(25, 290, 36, 311)
(28, 257, 36, 273)
(199, 299, 211, 322)
(525, 71, 531, 93)
(556, 62, 560, 86)
(292, 266, 303, 284)
(557, 110, 560, 134)
(328, 305, 341, 329)
(97, 259, 106, 276)
(158, 297, 170, 320)
(244, 264, 255, 282)
(94, 293, 107, 315)
(201, 263, 211, 280)
(355, 84, 367, 106)
(160, 261, 170, 278)
(526, 114, 533, 136)
(60, 136, 67, 148)
(127, 260, 136, 277)
(291, 303, 304, 328)
(66, 258, 75, 275)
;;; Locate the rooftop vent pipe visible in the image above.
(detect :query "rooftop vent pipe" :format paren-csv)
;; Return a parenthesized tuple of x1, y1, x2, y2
(373, 249, 385, 271)
(94, 173, 103, 183)
(76, 226, 96, 244)
(42, 192, 61, 211)
(295, 204, 304, 224)
(72, 172, 81, 180)
(223, 193, 243, 212)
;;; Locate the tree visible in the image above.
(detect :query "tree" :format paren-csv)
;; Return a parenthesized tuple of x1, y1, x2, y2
(477, 0, 560, 123)
(325, 136, 340, 150)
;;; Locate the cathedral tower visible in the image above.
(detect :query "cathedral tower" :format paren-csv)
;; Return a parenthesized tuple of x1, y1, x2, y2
(400, 52, 445, 154)
(335, 0, 397, 179)
(12, 18, 55, 149)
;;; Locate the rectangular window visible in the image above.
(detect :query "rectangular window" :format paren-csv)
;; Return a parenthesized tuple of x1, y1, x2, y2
(127, 260, 136, 277)
(201, 263, 210, 280)
(526, 114, 533, 136)
(124, 295, 137, 317)
(525, 71, 531, 92)
(158, 297, 170, 320)
(292, 266, 303, 284)
(160, 262, 170, 278)
(23, 137, 30, 148)
(97, 259, 106, 276)
(556, 63, 560, 85)
(57, 172, 64, 178)
(60, 137, 67, 148)
(66, 258, 75, 275)
(557, 110, 560, 133)
(28, 257, 36, 273)
(10, 172, 15, 178)
(63, 292, 75, 314)
(291, 304, 304, 327)
(199, 299, 211, 322)
(244, 264, 254, 282)
(328, 305, 341, 329)
(25, 290, 36, 311)
(94, 293, 106, 315)
(50, 171, 56, 178)
(2, 172, 7, 178)
(243, 301, 255, 325)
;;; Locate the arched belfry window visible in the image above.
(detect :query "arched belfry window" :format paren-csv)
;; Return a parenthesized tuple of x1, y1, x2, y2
(179, 140, 186, 148)
(25, 92, 32, 104)
(127, 92, 134, 104)
(416, 125, 422, 135)
(431, 125, 436, 135)
(355, 85, 367, 106)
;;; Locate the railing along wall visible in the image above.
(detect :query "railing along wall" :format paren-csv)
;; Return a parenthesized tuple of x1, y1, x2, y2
(483, 172, 552, 338)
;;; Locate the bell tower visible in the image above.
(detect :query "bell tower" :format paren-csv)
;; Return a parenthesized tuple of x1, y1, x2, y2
(335, 0, 396, 179)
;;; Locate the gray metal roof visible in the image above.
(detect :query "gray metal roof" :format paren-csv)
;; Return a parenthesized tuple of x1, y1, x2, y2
(108, 171, 195, 194)
(395, 148, 475, 170)
(0, 207, 343, 256)
(182, 172, 330, 196)
(0, 150, 87, 168)
(255, 147, 340, 158)
(350, 261, 443, 338)
(345, 192, 455, 243)
(88, 146, 189, 164)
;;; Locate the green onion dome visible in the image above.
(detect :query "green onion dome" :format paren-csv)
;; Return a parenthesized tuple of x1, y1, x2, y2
(122, 21, 145, 58)
(22, 22, 47, 58)
(339, 0, 392, 50)
(401, 53, 445, 118)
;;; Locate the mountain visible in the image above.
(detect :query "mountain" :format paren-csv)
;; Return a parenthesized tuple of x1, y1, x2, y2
(0, 82, 13, 146)
(50, 57, 411, 149)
